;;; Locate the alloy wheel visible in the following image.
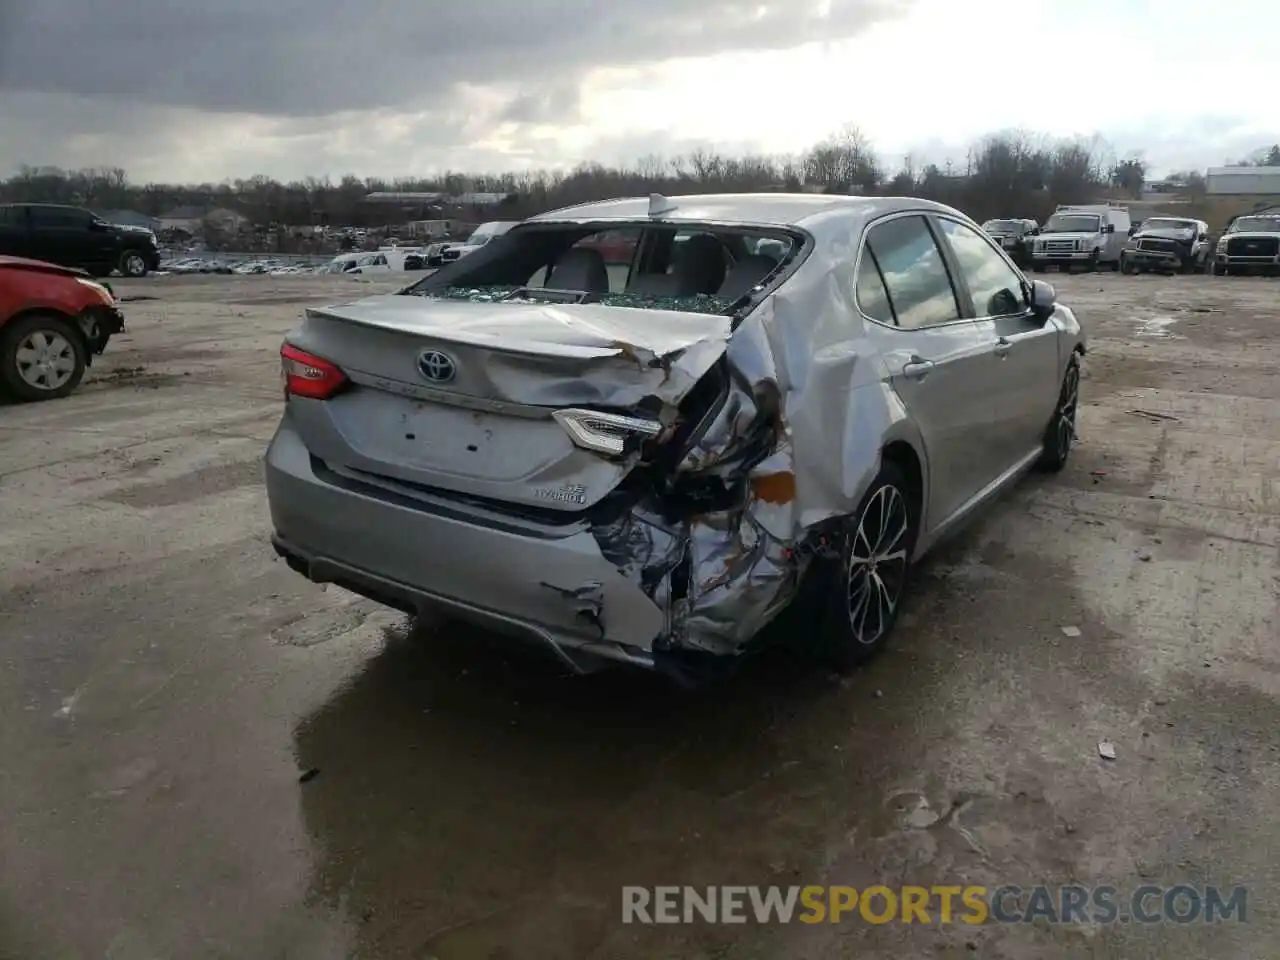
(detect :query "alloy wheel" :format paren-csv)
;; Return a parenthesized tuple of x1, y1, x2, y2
(1055, 362, 1080, 460)
(16, 330, 77, 391)
(846, 484, 910, 645)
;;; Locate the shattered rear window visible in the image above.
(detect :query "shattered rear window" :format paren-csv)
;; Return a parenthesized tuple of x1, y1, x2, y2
(424, 284, 736, 315)
(403, 220, 801, 315)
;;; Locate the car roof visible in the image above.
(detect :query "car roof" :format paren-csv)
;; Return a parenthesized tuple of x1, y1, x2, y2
(528, 193, 958, 229)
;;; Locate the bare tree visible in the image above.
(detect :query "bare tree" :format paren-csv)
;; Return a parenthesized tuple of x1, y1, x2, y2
(0, 124, 1129, 240)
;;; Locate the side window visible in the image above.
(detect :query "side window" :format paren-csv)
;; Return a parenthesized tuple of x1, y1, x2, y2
(936, 219, 1026, 318)
(854, 250, 895, 325)
(29, 207, 87, 229)
(865, 215, 961, 330)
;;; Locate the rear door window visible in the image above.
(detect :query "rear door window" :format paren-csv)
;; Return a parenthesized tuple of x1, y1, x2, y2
(29, 207, 90, 229)
(854, 250, 896, 325)
(864, 215, 962, 330)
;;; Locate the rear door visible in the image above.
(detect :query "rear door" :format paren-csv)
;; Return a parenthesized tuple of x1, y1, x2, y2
(857, 213, 1002, 530)
(27, 206, 96, 268)
(934, 216, 1060, 469)
(0, 206, 29, 256)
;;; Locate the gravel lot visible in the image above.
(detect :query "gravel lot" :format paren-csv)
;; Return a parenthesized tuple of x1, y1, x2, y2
(1, 271, 1277, 959)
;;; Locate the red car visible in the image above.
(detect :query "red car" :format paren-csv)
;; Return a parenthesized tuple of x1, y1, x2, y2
(575, 229, 639, 264)
(0, 255, 124, 401)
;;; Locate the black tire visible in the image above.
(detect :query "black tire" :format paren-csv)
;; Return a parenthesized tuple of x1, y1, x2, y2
(1036, 354, 1080, 473)
(1030, 263, 1044, 273)
(0, 313, 88, 402)
(818, 462, 919, 672)
(1120, 254, 1135, 274)
(119, 250, 148, 277)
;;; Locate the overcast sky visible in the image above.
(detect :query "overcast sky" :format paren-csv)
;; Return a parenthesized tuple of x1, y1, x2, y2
(1, 0, 1276, 183)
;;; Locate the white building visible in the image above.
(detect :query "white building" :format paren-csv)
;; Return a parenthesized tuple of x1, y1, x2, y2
(1205, 166, 1280, 196)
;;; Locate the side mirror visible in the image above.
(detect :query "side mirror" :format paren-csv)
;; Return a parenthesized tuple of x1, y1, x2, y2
(1127, 226, 1137, 237)
(1029, 279, 1057, 320)
(1103, 223, 1116, 234)
(88, 219, 108, 231)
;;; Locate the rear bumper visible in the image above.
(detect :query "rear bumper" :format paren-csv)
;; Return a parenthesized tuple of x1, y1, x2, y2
(264, 419, 666, 670)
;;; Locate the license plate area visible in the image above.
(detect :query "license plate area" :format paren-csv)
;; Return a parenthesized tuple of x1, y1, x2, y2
(333, 395, 573, 482)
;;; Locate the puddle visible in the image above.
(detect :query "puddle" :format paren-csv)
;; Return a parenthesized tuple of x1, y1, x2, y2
(1132, 316, 1185, 339)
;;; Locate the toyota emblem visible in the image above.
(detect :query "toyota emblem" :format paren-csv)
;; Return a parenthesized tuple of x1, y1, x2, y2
(417, 350, 457, 383)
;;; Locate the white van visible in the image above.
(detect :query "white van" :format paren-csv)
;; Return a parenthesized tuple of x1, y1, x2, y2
(319, 247, 424, 275)
(1029, 204, 1131, 272)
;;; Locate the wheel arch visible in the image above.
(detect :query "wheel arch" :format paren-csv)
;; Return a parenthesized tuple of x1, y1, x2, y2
(3, 306, 84, 339)
(879, 437, 925, 528)
(2, 306, 94, 363)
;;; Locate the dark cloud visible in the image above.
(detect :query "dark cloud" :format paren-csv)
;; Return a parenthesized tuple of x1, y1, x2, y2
(1, 1, 1271, 182)
(0, 91, 547, 182)
(0, 0, 907, 117)
(497, 84, 584, 126)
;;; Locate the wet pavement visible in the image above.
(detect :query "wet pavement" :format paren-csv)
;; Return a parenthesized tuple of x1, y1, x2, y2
(1, 273, 1277, 959)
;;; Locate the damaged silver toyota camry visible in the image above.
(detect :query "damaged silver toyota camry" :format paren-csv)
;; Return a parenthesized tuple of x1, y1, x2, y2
(265, 193, 1086, 682)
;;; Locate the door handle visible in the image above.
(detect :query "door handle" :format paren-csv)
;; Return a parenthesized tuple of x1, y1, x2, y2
(993, 337, 1012, 358)
(902, 356, 934, 380)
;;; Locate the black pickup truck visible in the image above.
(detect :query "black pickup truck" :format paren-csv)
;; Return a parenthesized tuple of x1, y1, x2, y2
(0, 203, 161, 277)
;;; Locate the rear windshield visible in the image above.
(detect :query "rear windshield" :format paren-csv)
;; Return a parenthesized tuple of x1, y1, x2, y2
(401, 222, 801, 315)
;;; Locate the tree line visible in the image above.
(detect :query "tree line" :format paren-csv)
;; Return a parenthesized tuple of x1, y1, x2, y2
(3, 128, 1277, 232)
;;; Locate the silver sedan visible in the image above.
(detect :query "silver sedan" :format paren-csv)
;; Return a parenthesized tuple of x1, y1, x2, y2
(264, 193, 1085, 682)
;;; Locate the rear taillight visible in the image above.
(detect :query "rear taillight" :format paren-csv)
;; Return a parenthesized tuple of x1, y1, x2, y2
(281, 343, 348, 400)
(553, 408, 664, 457)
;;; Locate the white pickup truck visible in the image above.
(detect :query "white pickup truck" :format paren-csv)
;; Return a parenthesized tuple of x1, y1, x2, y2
(1212, 213, 1280, 276)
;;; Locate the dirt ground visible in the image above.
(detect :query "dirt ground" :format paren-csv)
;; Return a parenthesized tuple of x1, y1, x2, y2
(0, 271, 1277, 959)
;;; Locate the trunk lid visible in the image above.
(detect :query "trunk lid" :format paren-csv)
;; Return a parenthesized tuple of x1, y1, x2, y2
(286, 294, 731, 512)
